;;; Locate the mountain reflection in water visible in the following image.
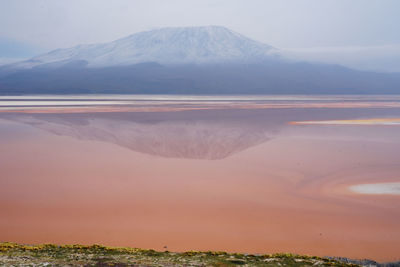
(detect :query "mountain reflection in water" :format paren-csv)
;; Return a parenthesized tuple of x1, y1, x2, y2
(3, 111, 282, 160)
(1, 105, 400, 261)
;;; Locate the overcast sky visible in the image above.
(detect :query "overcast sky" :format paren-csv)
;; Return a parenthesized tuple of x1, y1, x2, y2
(1, 0, 400, 71)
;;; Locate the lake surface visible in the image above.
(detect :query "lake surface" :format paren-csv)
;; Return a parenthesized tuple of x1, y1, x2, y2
(0, 95, 400, 261)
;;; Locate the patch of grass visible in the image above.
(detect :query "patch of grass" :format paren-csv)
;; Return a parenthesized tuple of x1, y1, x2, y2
(0, 242, 361, 266)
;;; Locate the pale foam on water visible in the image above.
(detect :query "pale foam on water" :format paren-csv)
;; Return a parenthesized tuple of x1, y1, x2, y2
(350, 182, 400, 195)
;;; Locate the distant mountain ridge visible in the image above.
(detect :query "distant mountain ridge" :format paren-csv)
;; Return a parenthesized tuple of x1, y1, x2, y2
(1, 26, 400, 95)
(8, 26, 275, 69)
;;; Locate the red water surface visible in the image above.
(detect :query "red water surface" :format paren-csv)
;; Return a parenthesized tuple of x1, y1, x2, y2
(0, 107, 400, 262)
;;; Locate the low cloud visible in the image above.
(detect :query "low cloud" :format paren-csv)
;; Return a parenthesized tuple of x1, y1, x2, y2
(0, 57, 25, 66)
(278, 45, 400, 73)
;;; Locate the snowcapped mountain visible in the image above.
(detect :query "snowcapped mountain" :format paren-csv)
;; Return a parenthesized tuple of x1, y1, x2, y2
(12, 26, 275, 69)
(3, 26, 400, 95)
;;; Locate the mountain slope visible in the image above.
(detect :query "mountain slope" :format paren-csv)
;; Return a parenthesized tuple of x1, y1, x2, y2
(2, 61, 400, 95)
(1, 26, 400, 94)
(9, 26, 274, 69)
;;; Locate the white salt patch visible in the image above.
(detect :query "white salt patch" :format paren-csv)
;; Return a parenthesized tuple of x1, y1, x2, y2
(350, 182, 400, 195)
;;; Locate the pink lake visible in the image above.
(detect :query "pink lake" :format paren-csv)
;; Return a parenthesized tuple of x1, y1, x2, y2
(0, 95, 400, 262)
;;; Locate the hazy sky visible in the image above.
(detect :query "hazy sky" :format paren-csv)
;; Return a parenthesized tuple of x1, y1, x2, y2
(1, 0, 400, 71)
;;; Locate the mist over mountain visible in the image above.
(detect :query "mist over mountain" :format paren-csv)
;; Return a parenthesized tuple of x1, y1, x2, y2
(1, 26, 400, 95)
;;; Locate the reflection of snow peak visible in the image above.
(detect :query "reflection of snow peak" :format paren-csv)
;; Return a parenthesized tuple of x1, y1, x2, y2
(15, 116, 272, 160)
(350, 182, 400, 195)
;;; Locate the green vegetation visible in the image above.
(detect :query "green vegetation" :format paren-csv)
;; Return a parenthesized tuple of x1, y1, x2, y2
(0, 242, 360, 266)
